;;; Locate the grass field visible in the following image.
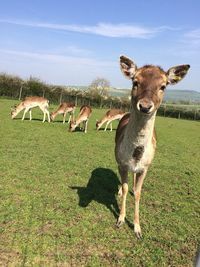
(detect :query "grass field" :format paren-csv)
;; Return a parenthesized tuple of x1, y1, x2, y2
(0, 99, 200, 266)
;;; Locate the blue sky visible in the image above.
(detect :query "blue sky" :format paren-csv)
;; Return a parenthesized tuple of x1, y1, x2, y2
(0, 0, 200, 91)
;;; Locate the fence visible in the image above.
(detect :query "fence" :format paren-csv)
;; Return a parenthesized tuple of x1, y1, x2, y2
(0, 73, 199, 121)
(158, 104, 200, 121)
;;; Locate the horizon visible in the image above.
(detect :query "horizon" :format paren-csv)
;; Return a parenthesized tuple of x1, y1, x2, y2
(0, 0, 200, 92)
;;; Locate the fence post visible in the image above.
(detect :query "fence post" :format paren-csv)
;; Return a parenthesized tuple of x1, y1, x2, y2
(59, 89, 63, 104)
(194, 109, 197, 120)
(19, 86, 23, 100)
(100, 98, 102, 108)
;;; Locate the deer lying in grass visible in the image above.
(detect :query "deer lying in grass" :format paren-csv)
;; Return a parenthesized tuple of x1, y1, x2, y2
(50, 102, 76, 123)
(11, 96, 50, 122)
(96, 109, 126, 131)
(69, 105, 92, 133)
(115, 55, 190, 238)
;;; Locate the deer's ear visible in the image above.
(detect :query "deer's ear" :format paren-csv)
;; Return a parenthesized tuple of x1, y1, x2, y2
(167, 64, 190, 84)
(120, 55, 137, 79)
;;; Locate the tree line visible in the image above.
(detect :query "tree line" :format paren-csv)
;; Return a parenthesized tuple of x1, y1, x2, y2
(0, 73, 130, 110)
(0, 72, 200, 121)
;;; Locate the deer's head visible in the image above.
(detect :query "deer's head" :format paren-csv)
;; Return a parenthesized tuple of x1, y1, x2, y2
(120, 55, 190, 115)
(11, 105, 17, 119)
(50, 112, 55, 121)
(69, 120, 77, 132)
(96, 120, 101, 130)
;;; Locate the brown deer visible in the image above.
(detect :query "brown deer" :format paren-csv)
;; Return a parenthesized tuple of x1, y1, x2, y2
(11, 96, 50, 122)
(69, 105, 92, 133)
(115, 55, 190, 238)
(50, 102, 76, 124)
(96, 109, 126, 131)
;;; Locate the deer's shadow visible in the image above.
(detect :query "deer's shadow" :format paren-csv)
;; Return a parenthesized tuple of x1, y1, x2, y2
(70, 168, 120, 219)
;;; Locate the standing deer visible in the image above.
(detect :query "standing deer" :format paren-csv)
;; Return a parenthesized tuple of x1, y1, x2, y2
(50, 102, 76, 124)
(115, 55, 190, 238)
(11, 96, 50, 122)
(69, 105, 92, 133)
(96, 109, 126, 131)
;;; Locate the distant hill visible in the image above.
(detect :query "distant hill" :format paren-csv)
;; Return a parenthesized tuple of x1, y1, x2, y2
(163, 90, 200, 103)
(110, 88, 200, 103)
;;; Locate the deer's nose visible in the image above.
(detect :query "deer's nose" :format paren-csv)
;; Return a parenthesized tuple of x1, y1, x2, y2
(137, 100, 154, 114)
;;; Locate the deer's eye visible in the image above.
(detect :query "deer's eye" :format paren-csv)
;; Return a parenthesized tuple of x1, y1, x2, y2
(160, 85, 166, 91)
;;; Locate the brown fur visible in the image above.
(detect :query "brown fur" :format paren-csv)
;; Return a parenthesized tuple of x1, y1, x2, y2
(51, 102, 75, 123)
(96, 109, 126, 131)
(69, 105, 92, 133)
(11, 96, 50, 122)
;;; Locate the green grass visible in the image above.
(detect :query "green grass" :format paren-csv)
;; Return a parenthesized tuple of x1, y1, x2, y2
(0, 99, 200, 266)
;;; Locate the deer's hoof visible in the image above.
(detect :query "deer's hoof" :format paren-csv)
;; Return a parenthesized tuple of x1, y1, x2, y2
(134, 224, 142, 239)
(116, 218, 124, 228)
(135, 231, 142, 239)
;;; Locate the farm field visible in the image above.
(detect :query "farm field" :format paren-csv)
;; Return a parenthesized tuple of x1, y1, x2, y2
(0, 98, 200, 266)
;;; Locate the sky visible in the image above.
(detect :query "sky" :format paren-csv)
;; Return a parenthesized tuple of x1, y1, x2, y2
(0, 0, 200, 91)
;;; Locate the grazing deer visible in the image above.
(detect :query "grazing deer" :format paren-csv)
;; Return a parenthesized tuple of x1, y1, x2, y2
(115, 55, 190, 238)
(11, 96, 50, 123)
(50, 102, 76, 124)
(96, 109, 126, 131)
(69, 105, 92, 133)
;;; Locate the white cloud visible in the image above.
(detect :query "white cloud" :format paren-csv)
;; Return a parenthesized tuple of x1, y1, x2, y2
(0, 48, 114, 66)
(0, 48, 119, 86)
(0, 19, 174, 39)
(183, 29, 200, 46)
(184, 29, 200, 39)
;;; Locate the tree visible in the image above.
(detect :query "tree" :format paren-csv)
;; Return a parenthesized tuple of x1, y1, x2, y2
(88, 78, 110, 108)
(0, 73, 23, 98)
(27, 76, 47, 97)
(88, 78, 110, 98)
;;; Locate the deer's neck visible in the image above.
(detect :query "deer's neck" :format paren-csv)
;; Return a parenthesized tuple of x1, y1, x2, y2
(99, 117, 108, 127)
(76, 115, 86, 125)
(125, 108, 156, 147)
(16, 103, 25, 114)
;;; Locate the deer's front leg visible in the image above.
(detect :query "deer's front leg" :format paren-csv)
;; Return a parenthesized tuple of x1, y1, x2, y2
(104, 121, 109, 131)
(133, 169, 147, 239)
(116, 166, 128, 227)
(22, 108, 29, 120)
(46, 109, 50, 123)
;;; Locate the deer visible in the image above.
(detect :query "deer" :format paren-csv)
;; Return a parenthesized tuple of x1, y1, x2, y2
(96, 109, 126, 131)
(115, 55, 190, 238)
(50, 102, 76, 124)
(69, 105, 92, 133)
(11, 96, 50, 123)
